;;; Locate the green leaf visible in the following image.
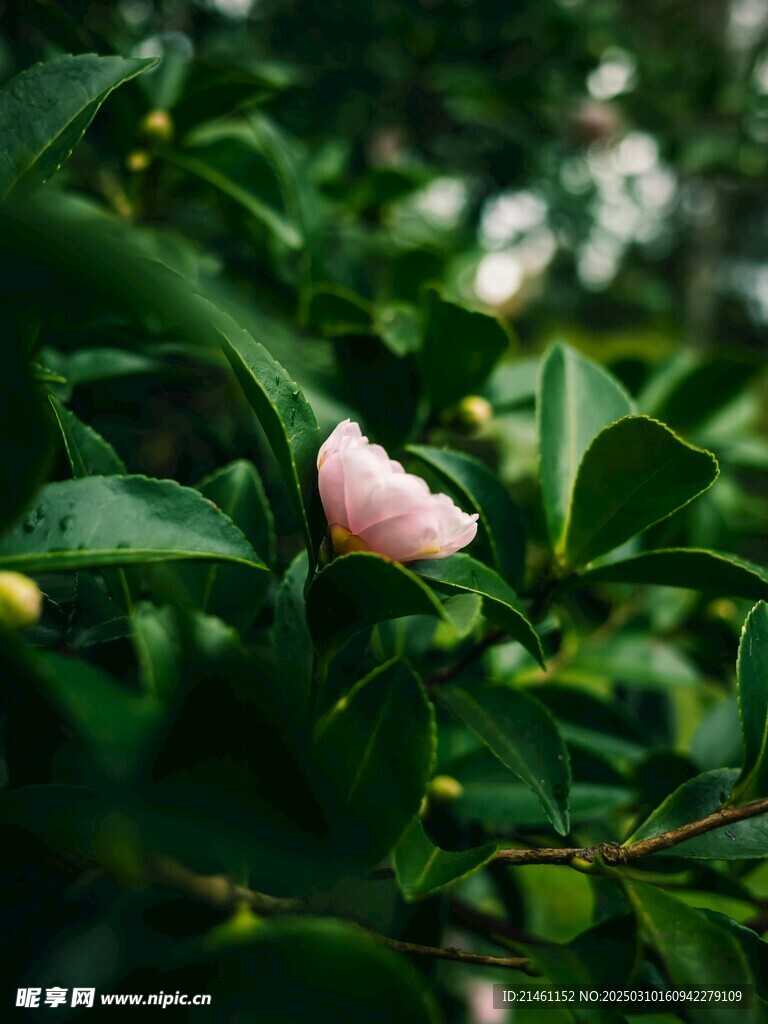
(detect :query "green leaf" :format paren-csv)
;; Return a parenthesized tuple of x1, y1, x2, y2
(49, 397, 126, 477)
(213, 302, 321, 562)
(626, 767, 768, 859)
(1, 340, 54, 533)
(563, 416, 719, 569)
(306, 552, 449, 653)
(374, 301, 423, 357)
(393, 815, 498, 901)
(202, 916, 440, 1024)
(3, 193, 321, 565)
(186, 460, 274, 625)
(437, 684, 570, 834)
(733, 602, 768, 803)
(132, 602, 181, 703)
(409, 554, 544, 666)
(0, 54, 156, 200)
(577, 548, 768, 601)
(521, 916, 638, 1024)
(562, 632, 701, 691)
(42, 345, 163, 387)
(418, 290, 510, 411)
(273, 552, 313, 718)
(537, 342, 633, 547)
(0, 784, 108, 865)
(36, 652, 163, 780)
(301, 283, 373, 337)
(166, 149, 303, 250)
(450, 750, 633, 831)
(407, 444, 525, 587)
(623, 880, 763, 1024)
(699, 911, 768, 1002)
(0, 476, 268, 574)
(535, 685, 649, 763)
(312, 659, 436, 863)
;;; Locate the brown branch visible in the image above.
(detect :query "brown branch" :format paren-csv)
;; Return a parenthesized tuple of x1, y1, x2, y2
(381, 937, 532, 972)
(150, 856, 301, 915)
(494, 795, 768, 866)
(150, 856, 532, 972)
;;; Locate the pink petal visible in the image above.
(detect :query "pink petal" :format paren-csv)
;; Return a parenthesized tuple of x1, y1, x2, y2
(339, 449, 433, 535)
(317, 419, 367, 468)
(358, 509, 442, 562)
(318, 451, 351, 529)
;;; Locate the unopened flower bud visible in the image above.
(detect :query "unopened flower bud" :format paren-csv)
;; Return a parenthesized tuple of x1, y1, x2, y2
(0, 572, 42, 630)
(126, 150, 152, 173)
(140, 109, 174, 144)
(457, 395, 493, 427)
(427, 775, 464, 803)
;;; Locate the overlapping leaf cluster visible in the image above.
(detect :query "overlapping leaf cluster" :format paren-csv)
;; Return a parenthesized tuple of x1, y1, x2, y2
(1, 48, 768, 1024)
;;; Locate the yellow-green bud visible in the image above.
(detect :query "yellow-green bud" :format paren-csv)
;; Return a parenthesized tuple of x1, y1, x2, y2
(457, 395, 493, 427)
(126, 150, 152, 173)
(427, 775, 464, 803)
(140, 109, 174, 144)
(0, 572, 42, 630)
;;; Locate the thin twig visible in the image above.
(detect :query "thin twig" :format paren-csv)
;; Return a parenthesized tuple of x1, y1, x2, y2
(381, 937, 532, 972)
(494, 796, 768, 866)
(150, 856, 532, 972)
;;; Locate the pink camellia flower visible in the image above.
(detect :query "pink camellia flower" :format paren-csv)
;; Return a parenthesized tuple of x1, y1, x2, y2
(317, 419, 478, 562)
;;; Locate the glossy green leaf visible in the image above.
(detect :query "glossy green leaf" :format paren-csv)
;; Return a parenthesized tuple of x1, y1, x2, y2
(623, 880, 763, 1024)
(36, 652, 163, 780)
(418, 290, 510, 411)
(733, 602, 768, 803)
(537, 342, 633, 547)
(312, 659, 436, 862)
(626, 767, 768, 858)
(0, 476, 268, 574)
(409, 553, 544, 666)
(393, 815, 498, 901)
(0, 54, 156, 200)
(273, 552, 313, 718)
(563, 416, 719, 568)
(577, 548, 768, 601)
(437, 684, 570, 834)
(306, 552, 449, 652)
(407, 444, 525, 586)
(202, 916, 440, 1024)
(50, 397, 126, 477)
(213, 302, 321, 562)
